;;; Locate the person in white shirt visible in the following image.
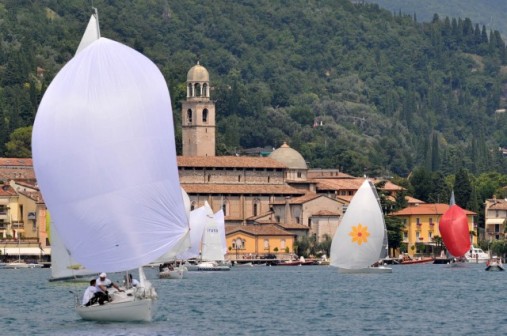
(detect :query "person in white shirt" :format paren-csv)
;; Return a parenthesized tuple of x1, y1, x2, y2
(124, 273, 140, 288)
(96, 272, 123, 301)
(82, 279, 99, 306)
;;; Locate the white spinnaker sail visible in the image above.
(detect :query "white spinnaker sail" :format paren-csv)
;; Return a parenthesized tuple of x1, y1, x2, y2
(330, 180, 384, 269)
(75, 10, 100, 55)
(176, 205, 208, 260)
(214, 209, 227, 255)
(201, 202, 225, 261)
(32, 38, 189, 273)
(50, 223, 97, 280)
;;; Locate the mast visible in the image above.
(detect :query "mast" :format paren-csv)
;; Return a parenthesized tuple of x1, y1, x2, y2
(93, 7, 101, 38)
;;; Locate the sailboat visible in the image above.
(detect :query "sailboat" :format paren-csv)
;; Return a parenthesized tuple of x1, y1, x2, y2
(185, 202, 230, 271)
(31, 9, 189, 322)
(159, 195, 206, 280)
(4, 237, 44, 269)
(48, 224, 96, 282)
(439, 192, 470, 261)
(330, 180, 392, 273)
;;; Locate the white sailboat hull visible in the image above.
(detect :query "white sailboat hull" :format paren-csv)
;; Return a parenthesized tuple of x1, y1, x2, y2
(4, 262, 43, 269)
(338, 266, 393, 274)
(159, 265, 187, 279)
(76, 297, 155, 322)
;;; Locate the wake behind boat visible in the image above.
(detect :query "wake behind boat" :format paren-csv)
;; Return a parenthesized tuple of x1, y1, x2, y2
(32, 9, 190, 322)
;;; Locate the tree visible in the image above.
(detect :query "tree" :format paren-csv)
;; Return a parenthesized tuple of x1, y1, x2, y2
(4, 126, 32, 157)
(454, 168, 472, 208)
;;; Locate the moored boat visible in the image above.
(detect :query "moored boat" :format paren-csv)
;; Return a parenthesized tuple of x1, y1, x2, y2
(485, 256, 504, 271)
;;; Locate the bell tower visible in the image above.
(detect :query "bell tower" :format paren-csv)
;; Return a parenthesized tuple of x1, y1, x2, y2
(181, 62, 216, 157)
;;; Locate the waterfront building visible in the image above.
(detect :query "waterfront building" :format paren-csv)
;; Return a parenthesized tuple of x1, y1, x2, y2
(389, 203, 477, 257)
(484, 198, 507, 240)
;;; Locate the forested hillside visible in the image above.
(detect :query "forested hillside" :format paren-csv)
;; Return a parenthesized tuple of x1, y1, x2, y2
(2, 0, 507, 180)
(366, 0, 507, 38)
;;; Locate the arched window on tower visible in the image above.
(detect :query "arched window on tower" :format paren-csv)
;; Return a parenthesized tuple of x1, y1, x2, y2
(195, 83, 201, 97)
(190, 201, 197, 211)
(188, 83, 193, 97)
(203, 109, 208, 123)
(187, 109, 193, 123)
(203, 83, 208, 97)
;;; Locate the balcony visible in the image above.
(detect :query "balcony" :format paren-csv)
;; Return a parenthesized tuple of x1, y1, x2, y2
(11, 221, 24, 229)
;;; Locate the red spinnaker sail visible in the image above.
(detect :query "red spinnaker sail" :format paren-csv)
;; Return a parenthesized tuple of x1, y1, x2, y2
(439, 205, 470, 257)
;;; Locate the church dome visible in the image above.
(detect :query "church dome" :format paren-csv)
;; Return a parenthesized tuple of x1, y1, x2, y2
(187, 62, 209, 82)
(269, 142, 307, 169)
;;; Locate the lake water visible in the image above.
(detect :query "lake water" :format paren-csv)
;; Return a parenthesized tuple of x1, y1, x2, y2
(2, 263, 506, 336)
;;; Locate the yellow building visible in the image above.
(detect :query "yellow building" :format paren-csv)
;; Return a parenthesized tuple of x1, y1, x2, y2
(390, 203, 477, 257)
(226, 224, 296, 260)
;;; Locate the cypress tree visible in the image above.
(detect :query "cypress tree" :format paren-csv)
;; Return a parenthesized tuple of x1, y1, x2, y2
(454, 168, 472, 208)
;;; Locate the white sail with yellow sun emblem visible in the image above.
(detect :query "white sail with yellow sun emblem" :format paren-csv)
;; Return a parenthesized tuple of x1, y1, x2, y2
(330, 180, 384, 269)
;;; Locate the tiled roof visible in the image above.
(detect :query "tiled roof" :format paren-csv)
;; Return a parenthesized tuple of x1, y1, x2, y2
(18, 190, 45, 203)
(177, 156, 287, 168)
(0, 184, 18, 196)
(315, 178, 405, 192)
(271, 193, 322, 205)
(277, 222, 310, 230)
(389, 203, 476, 216)
(313, 210, 340, 216)
(0, 158, 33, 166)
(315, 178, 366, 191)
(181, 183, 305, 195)
(372, 179, 405, 191)
(225, 224, 294, 236)
(488, 200, 507, 210)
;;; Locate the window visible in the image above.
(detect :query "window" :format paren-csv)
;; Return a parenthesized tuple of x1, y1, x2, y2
(203, 109, 208, 123)
(297, 172, 302, 178)
(308, 218, 312, 227)
(403, 232, 408, 239)
(264, 239, 269, 250)
(416, 231, 420, 239)
(416, 218, 420, 225)
(253, 202, 258, 217)
(238, 175, 241, 182)
(429, 231, 433, 239)
(195, 83, 201, 96)
(429, 218, 433, 226)
(187, 109, 193, 123)
(281, 239, 286, 249)
(295, 216, 300, 224)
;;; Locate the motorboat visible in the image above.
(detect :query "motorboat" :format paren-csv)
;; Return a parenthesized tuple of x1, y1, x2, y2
(485, 256, 504, 271)
(465, 246, 490, 263)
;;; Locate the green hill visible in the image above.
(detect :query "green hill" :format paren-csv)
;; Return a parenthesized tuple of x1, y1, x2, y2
(365, 0, 507, 38)
(1, 0, 507, 178)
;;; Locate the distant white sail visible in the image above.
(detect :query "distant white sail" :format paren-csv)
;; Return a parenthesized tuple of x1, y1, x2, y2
(50, 223, 97, 280)
(214, 209, 227, 255)
(32, 38, 189, 273)
(330, 180, 384, 269)
(201, 202, 225, 262)
(75, 10, 100, 55)
(176, 205, 208, 260)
